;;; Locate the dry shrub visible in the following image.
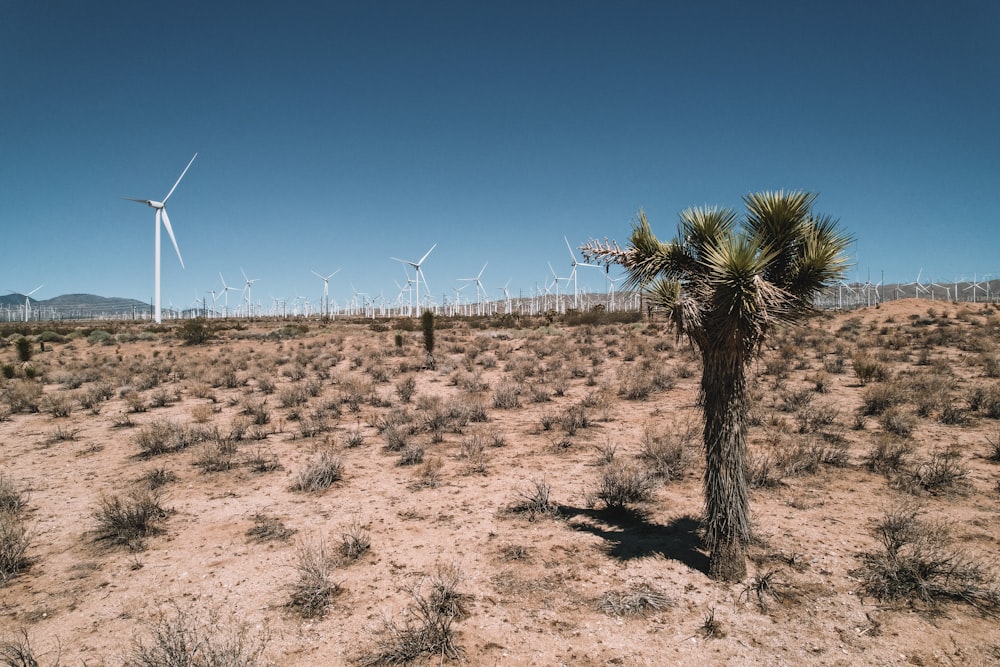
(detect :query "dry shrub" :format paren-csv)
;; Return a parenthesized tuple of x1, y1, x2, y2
(459, 435, 489, 475)
(358, 565, 467, 665)
(0, 512, 31, 584)
(861, 382, 907, 416)
(125, 605, 269, 666)
(290, 450, 343, 493)
(639, 424, 692, 481)
(595, 462, 655, 509)
(597, 583, 671, 616)
(897, 446, 971, 496)
(92, 487, 167, 551)
(865, 436, 914, 475)
(287, 537, 340, 619)
(856, 505, 999, 612)
(506, 479, 558, 521)
(492, 381, 521, 409)
(0, 474, 28, 515)
(338, 519, 371, 562)
(879, 407, 917, 438)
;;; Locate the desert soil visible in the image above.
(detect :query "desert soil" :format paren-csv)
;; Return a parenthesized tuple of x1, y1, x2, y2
(1, 298, 998, 666)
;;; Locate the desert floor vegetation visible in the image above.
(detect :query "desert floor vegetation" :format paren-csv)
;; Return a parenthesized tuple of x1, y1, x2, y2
(1, 299, 999, 664)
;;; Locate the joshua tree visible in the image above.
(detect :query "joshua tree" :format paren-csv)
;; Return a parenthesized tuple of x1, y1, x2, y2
(421, 309, 435, 370)
(582, 191, 851, 581)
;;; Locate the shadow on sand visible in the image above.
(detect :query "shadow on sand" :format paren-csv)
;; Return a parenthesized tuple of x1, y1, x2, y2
(559, 505, 709, 576)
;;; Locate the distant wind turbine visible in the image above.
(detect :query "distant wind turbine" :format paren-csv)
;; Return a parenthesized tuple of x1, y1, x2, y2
(392, 243, 436, 315)
(123, 153, 197, 324)
(565, 236, 600, 310)
(219, 272, 238, 317)
(7, 285, 43, 322)
(311, 269, 341, 318)
(241, 268, 259, 317)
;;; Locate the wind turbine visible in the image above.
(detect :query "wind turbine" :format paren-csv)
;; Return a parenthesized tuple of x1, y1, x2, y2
(311, 269, 341, 318)
(564, 236, 600, 310)
(219, 273, 238, 317)
(459, 262, 488, 315)
(123, 153, 197, 324)
(240, 268, 259, 317)
(7, 286, 43, 322)
(391, 243, 436, 316)
(207, 289, 219, 317)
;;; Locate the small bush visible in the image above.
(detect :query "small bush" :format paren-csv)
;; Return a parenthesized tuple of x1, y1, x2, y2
(639, 424, 692, 481)
(492, 381, 521, 409)
(861, 382, 908, 416)
(125, 606, 269, 667)
(398, 444, 425, 466)
(290, 450, 343, 493)
(595, 463, 655, 509)
(338, 519, 371, 562)
(92, 487, 167, 551)
(287, 538, 340, 619)
(178, 318, 212, 345)
(879, 407, 917, 438)
(0, 512, 31, 584)
(856, 505, 999, 612)
(901, 447, 971, 496)
(865, 436, 913, 475)
(0, 475, 28, 515)
(506, 479, 558, 520)
(853, 356, 889, 384)
(358, 565, 466, 665)
(14, 337, 31, 363)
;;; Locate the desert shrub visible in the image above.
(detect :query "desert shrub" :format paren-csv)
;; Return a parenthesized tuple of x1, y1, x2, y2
(506, 479, 558, 520)
(397, 444, 425, 466)
(92, 487, 167, 550)
(597, 583, 671, 616)
(865, 436, 914, 475)
(193, 439, 237, 473)
(879, 407, 918, 438)
(1, 364, 15, 380)
(853, 356, 889, 385)
(178, 318, 212, 345)
(900, 447, 971, 496)
(987, 429, 1000, 462)
(382, 424, 409, 452)
(0, 475, 28, 515)
(287, 537, 340, 619)
(856, 505, 999, 612)
(0, 512, 31, 584)
(125, 606, 269, 667)
(290, 450, 343, 493)
(746, 450, 784, 489)
(560, 404, 590, 435)
(492, 381, 521, 409)
(87, 330, 113, 345)
(246, 514, 294, 543)
(241, 398, 272, 426)
(861, 382, 908, 416)
(395, 376, 416, 403)
(140, 467, 177, 490)
(358, 565, 466, 665)
(1, 380, 42, 413)
(343, 428, 365, 448)
(135, 420, 203, 457)
(0, 629, 52, 666)
(459, 435, 489, 475)
(277, 385, 308, 409)
(338, 519, 371, 562)
(595, 462, 655, 509)
(638, 424, 692, 481)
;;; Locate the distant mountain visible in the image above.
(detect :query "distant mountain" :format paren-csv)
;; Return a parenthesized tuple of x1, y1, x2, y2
(1, 293, 150, 321)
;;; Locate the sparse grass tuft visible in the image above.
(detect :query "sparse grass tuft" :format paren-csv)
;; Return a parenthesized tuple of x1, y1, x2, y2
(338, 519, 371, 562)
(246, 514, 295, 543)
(506, 479, 558, 521)
(595, 462, 655, 510)
(0, 512, 31, 584)
(290, 449, 343, 493)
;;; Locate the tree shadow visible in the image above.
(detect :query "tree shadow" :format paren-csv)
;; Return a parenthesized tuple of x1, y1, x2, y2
(559, 505, 709, 576)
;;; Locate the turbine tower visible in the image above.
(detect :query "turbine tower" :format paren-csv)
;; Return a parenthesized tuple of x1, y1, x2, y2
(123, 153, 197, 324)
(219, 272, 238, 317)
(391, 243, 436, 315)
(241, 268, 259, 318)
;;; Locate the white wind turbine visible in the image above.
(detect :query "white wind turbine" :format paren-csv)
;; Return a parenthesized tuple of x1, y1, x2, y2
(564, 236, 600, 310)
(207, 289, 219, 317)
(241, 268, 259, 317)
(219, 273, 238, 317)
(311, 269, 341, 318)
(458, 262, 488, 315)
(7, 285, 43, 322)
(391, 243, 436, 315)
(123, 153, 197, 324)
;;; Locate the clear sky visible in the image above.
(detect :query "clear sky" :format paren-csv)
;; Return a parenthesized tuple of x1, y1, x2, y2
(2, 1, 997, 312)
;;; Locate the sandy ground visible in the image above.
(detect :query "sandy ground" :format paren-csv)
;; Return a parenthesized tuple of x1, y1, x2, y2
(1, 299, 998, 665)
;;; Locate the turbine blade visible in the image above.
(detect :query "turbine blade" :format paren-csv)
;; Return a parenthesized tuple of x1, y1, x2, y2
(123, 197, 153, 204)
(162, 153, 198, 204)
(160, 208, 185, 268)
(564, 235, 577, 261)
(418, 243, 437, 265)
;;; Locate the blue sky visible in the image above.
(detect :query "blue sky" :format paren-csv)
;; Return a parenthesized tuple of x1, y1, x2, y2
(2, 1, 997, 311)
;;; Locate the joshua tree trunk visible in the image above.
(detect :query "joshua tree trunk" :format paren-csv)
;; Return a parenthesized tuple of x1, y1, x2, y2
(701, 348, 751, 582)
